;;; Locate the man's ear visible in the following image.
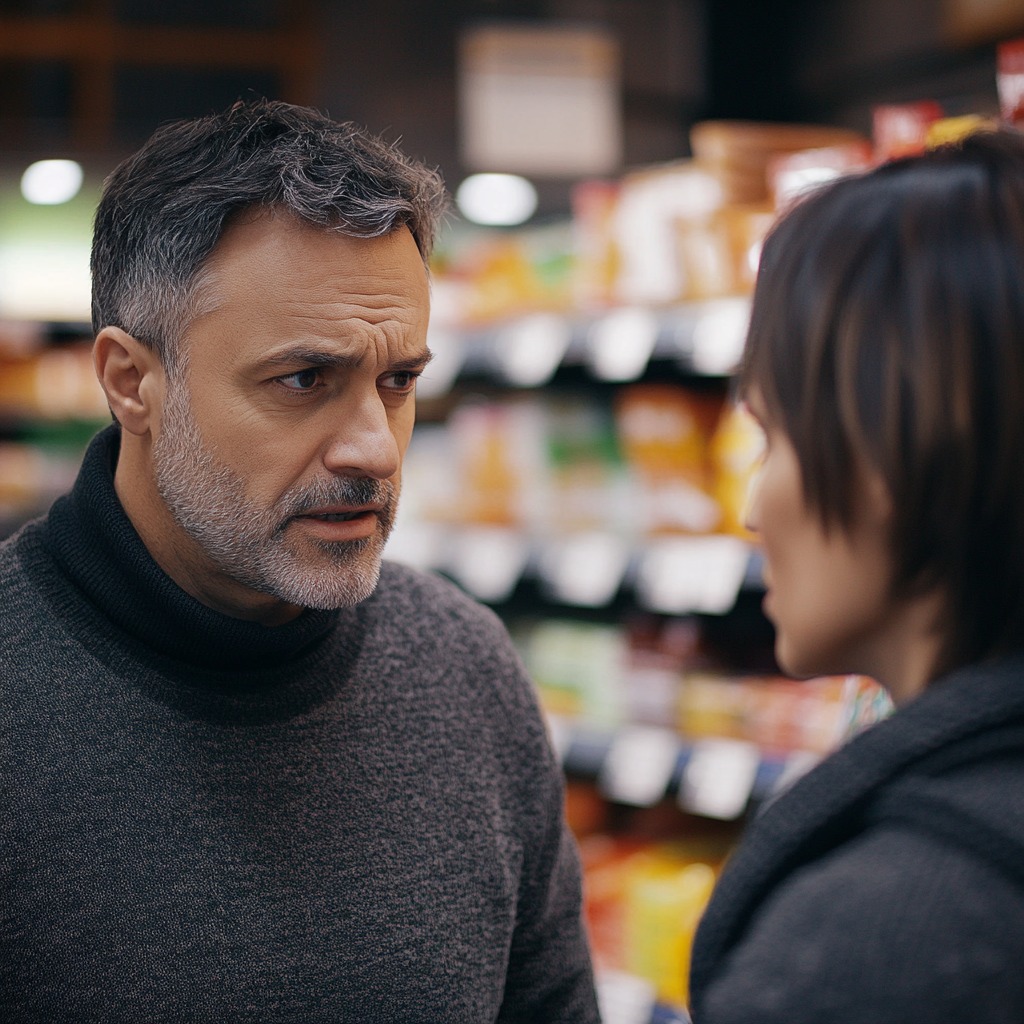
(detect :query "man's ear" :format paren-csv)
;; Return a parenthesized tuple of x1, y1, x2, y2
(93, 327, 166, 436)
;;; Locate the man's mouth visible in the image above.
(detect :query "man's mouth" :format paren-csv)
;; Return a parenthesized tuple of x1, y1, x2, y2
(284, 505, 382, 541)
(307, 510, 370, 522)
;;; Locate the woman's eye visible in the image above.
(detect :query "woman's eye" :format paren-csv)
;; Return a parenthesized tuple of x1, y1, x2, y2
(278, 368, 322, 391)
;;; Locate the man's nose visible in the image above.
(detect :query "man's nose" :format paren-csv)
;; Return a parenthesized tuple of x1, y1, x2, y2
(322, 395, 401, 480)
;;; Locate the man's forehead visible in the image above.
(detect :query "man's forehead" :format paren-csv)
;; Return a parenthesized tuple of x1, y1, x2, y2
(211, 206, 418, 262)
(189, 217, 427, 320)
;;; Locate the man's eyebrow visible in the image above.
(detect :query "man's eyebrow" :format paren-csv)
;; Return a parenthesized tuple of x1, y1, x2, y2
(258, 347, 433, 370)
(392, 350, 434, 370)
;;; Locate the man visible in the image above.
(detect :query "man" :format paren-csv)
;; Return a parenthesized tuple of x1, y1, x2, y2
(0, 99, 600, 1022)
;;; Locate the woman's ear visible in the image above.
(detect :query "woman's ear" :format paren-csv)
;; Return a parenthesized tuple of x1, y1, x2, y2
(93, 327, 166, 436)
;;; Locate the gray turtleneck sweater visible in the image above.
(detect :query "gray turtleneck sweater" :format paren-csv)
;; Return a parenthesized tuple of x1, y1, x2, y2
(0, 425, 600, 1023)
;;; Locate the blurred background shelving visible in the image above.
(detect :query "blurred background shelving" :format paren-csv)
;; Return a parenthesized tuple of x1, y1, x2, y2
(3, 1, 1022, 1019)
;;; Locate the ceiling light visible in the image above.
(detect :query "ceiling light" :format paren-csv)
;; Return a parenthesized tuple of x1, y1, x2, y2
(21, 160, 84, 205)
(455, 173, 538, 226)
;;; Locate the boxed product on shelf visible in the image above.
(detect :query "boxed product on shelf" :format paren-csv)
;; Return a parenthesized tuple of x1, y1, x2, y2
(614, 383, 725, 536)
(523, 618, 628, 726)
(410, 393, 634, 535)
(998, 37, 1024, 128)
(545, 395, 632, 534)
(768, 141, 874, 210)
(708, 399, 763, 541)
(0, 344, 108, 421)
(739, 675, 854, 755)
(442, 396, 549, 528)
(400, 387, 765, 614)
(604, 160, 778, 307)
(621, 614, 701, 728)
(712, 202, 777, 295)
(580, 835, 725, 1011)
(871, 101, 945, 161)
(582, 836, 655, 985)
(417, 388, 763, 542)
(622, 850, 717, 1009)
(572, 157, 774, 310)
(689, 120, 868, 205)
(673, 210, 737, 304)
(433, 222, 576, 327)
(0, 337, 108, 531)
(570, 178, 622, 313)
(677, 672, 882, 757)
(607, 160, 728, 307)
(0, 442, 81, 522)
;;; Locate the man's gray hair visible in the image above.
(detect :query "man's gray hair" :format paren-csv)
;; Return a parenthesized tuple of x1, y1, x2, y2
(91, 98, 449, 368)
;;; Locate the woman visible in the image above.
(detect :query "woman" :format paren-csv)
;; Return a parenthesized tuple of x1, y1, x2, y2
(689, 128, 1024, 1023)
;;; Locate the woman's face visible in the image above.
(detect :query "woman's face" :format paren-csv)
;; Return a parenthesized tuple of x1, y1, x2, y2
(744, 390, 937, 698)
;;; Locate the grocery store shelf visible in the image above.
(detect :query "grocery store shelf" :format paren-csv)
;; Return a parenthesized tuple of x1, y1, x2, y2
(387, 522, 762, 613)
(421, 297, 752, 397)
(550, 715, 812, 822)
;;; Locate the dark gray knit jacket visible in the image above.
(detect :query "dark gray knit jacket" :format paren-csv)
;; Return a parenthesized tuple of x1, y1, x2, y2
(0, 426, 600, 1023)
(689, 651, 1024, 1024)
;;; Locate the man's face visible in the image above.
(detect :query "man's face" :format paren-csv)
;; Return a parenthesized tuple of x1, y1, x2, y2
(150, 213, 431, 624)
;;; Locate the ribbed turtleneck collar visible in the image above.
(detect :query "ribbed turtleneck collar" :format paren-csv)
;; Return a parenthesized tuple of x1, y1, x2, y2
(41, 424, 341, 671)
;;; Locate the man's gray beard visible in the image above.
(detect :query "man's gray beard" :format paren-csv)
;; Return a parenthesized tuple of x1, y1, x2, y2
(151, 381, 396, 611)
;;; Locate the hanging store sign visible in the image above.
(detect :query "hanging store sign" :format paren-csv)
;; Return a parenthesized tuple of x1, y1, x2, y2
(458, 23, 623, 177)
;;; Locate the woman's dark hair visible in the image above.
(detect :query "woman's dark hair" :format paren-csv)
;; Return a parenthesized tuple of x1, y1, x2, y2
(91, 98, 449, 368)
(741, 127, 1024, 675)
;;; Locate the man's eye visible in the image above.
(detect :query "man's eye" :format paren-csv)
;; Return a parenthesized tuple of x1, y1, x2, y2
(278, 368, 322, 391)
(381, 371, 421, 393)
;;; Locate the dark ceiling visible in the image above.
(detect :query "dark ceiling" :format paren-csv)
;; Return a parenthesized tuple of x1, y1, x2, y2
(0, 0, 807, 218)
(0, 0, 1016, 218)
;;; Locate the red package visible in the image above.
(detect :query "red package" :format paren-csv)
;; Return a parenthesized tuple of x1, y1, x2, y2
(998, 38, 1024, 127)
(872, 101, 944, 161)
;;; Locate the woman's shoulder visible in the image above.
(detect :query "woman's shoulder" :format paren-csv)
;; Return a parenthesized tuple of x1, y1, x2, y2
(696, 805, 1024, 1024)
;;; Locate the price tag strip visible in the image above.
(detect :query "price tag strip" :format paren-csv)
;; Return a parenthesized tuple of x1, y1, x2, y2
(383, 520, 447, 573)
(445, 528, 530, 604)
(596, 969, 659, 1024)
(544, 712, 574, 766)
(679, 737, 760, 820)
(598, 724, 682, 807)
(538, 531, 630, 607)
(492, 313, 572, 387)
(586, 306, 659, 382)
(635, 535, 752, 615)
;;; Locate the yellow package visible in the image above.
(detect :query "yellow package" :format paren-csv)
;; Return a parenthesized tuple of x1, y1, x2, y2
(623, 848, 719, 1008)
(709, 399, 764, 540)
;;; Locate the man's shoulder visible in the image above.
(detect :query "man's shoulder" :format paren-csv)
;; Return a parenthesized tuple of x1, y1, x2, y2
(0, 517, 45, 588)
(374, 559, 502, 627)
(0, 518, 60, 670)
(368, 560, 528, 684)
